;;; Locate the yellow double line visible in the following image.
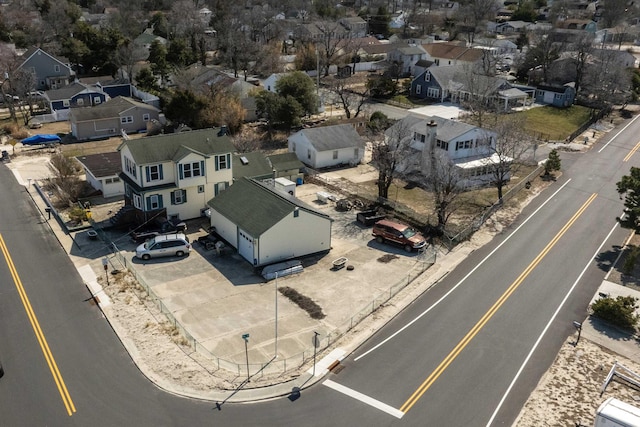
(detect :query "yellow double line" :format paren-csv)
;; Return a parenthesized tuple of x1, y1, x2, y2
(623, 141, 640, 162)
(400, 193, 597, 414)
(0, 233, 76, 416)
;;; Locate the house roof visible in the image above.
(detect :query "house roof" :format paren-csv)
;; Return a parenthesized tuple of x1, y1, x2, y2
(45, 82, 97, 101)
(421, 65, 509, 94)
(389, 113, 480, 142)
(70, 96, 159, 122)
(292, 124, 365, 152)
(75, 152, 121, 178)
(422, 42, 484, 62)
(536, 82, 575, 93)
(20, 47, 72, 70)
(233, 152, 274, 180)
(119, 128, 234, 165)
(267, 152, 304, 172)
(207, 177, 331, 237)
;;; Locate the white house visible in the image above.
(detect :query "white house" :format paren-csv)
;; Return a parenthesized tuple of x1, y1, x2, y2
(388, 113, 503, 188)
(288, 124, 365, 169)
(75, 152, 124, 198)
(118, 127, 234, 223)
(262, 73, 285, 93)
(207, 177, 333, 266)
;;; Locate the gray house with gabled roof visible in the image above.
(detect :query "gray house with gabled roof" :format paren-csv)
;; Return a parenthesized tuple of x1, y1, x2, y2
(44, 82, 108, 115)
(69, 96, 162, 141)
(19, 47, 75, 91)
(288, 123, 365, 169)
(118, 127, 234, 222)
(267, 152, 304, 182)
(207, 177, 332, 266)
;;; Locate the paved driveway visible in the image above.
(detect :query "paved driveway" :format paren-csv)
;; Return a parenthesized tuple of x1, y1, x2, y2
(116, 179, 433, 374)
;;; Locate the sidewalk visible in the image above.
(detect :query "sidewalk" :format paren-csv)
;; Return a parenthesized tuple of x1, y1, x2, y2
(3, 115, 637, 404)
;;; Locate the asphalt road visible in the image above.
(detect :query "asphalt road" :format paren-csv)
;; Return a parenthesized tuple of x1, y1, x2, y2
(0, 113, 638, 426)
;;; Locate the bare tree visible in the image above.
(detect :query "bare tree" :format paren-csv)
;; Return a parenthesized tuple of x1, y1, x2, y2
(373, 118, 413, 199)
(569, 33, 595, 97)
(423, 149, 464, 231)
(46, 153, 84, 206)
(486, 116, 534, 200)
(582, 49, 633, 109)
(325, 73, 370, 119)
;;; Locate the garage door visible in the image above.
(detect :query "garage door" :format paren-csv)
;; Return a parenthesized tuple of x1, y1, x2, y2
(237, 229, 255, 264)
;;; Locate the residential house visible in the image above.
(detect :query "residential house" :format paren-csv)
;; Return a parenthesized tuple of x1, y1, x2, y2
(488, 20, 532, 34)
(118, 127, 235, 223)
(387, 44, 427, 76)
(410, 65, 529, 110)
(388, 113, 503, 188)
(79, 75, 133, 99)
(294, 20, 356, 42)
(69, 96, 162, 141)
(262, 73, 284, 93)
(267, 152, 305, 183)
(186, 64, 259, 121)
(43, 82, 109, 118)
(422, 42, 485, 67)
(207, 177, 332, 267)
(288, 123, 366, 169)
(133, 28, 168, 58)
(534, 83, 576, 107)
(18, 47, 75, 91)
(75, 152, 124, 198)
(338, 16, 368, 38)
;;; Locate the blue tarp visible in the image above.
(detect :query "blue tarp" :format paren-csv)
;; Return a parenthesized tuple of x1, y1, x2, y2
(21, 134, 61, 146)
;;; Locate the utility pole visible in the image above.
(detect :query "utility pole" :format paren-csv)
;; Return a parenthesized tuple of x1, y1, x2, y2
(312, 331, 320, 376)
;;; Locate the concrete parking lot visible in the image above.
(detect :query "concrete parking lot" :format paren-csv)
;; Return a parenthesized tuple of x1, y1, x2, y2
(102, 176, 434, 374)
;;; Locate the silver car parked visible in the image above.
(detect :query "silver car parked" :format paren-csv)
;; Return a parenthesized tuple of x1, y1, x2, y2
(135, 233, 191, 260)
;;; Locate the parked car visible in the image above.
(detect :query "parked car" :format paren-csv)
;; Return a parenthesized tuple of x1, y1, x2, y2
(129, 217, 186, 243)
(372, 219, 427, 252)
(135, 233, 191, 260)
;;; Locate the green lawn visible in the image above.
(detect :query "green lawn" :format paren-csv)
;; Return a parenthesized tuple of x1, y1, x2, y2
(519, 105, 592, 141)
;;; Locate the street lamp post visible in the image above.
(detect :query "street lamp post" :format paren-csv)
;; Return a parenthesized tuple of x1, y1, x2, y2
(573, 321, 582, 345)
(242, 333, 250, 382)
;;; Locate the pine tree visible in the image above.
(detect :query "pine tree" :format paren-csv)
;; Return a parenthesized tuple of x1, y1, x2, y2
(544, 149, 561, 176)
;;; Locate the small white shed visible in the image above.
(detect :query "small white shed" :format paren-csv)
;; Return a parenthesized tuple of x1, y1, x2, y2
(288, 123, 365, 169)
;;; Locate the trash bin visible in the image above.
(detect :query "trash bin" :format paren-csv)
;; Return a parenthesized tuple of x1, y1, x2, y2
(296, 177, 303, 185)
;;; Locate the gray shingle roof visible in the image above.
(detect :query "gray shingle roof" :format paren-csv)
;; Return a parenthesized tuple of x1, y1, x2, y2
(389, 113, 478, 142)
(293, 124, 365, 152)
(71, 96, 159, 122)
(75, 152, 121, 177)
(45, 82, 93, 101)
(207, 178, 331, 237)
(233, 152, 274, 180)
(118, 128, 234, 165)
(267, 152, 304, 172)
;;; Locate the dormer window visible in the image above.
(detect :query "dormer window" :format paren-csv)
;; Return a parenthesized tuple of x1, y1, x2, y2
(146, 164, 163, 182)
(179, 161, 204, 178)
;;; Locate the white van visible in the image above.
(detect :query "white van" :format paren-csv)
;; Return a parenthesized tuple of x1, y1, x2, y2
(135, 233, 191, 260)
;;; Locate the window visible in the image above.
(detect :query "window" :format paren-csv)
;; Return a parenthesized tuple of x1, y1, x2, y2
(333, 150, 338, 160)
(198, 185, 204, 193)
(76, 98, 84, 106)
(143, 113, 150, 122)
(146, 164, 163, 182)
(555, 93, 562, 100)
(146, 194, 162, 210)
(181, 161, 204, 178)
(436, 139, 449, 150)
(455, 140, 473, 151)
(171, 189, 187, 205)
(63, 100, 70, 107)
(215, 154, 230, 170)
(536, 90, 543, 97)
(214, 181, 228, 196)
(427, 87, 440, 98)
(94, 97, 101, 105)
(133, 193, 142, 209)
(307, 149, 311, 160)
(125, 156, 137, 177)
(425, 72, 430, 82)
(121, 116, 133, 124)
(54, 64, 60, 72)
(105, 177, 120, 184)
(415, 84, 422, 95)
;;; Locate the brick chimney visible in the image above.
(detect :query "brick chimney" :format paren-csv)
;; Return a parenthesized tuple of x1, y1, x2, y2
(421, 119, 438, 171)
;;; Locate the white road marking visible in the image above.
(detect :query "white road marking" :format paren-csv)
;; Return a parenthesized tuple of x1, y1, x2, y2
(598, 113, 640, 153)
(323, 379, 404, 419)
(485, 219, 620, 426)
(307, 348, 346, 377)
(354, 180, 572, 362)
